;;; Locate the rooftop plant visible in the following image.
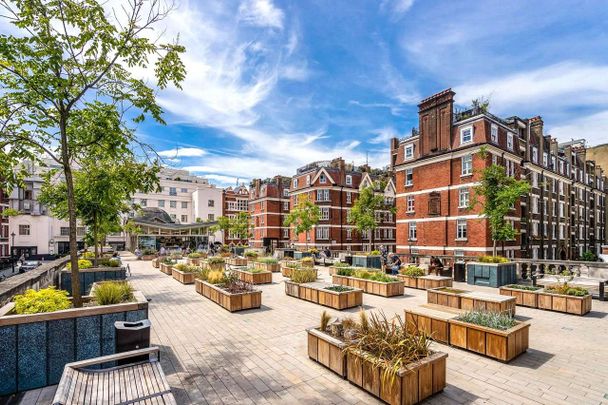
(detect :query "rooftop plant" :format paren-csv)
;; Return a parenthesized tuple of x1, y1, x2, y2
(320, 310, 331, 332)
(545, 284, 589, 297)
(244, 251, 259, 258)
(436, 287, 469, 294)
(98, 258, 121, 267)
(207, 270, 227, 284)
(257, 257, 278, 264)
(194, 267, 210, 281)
(66, 259, 93, 270)
(221, 274, 255, 294)
(353, 269, 397, 283)
(208, 257, 226, 265)
(142, 248, 157, 256)
(243, 267, 265, 274)
(308, 247, 319, 254)
(13, 287, 71, 314)
(93, 281, 134, 306)
(399, 265, 425, 277)
(337, 268, 354, 276)
(188, 252, 203, 259)
(81, 251, 95, 260)
(333, 262, 352, 268)
(174, 264, 199, 273)
(161, 257, 175, 265)
(301, 257, 314, 265)
(324, 285, 353, 292)
(478, 255, 510, 264)
(291, 268, 317, 284)
(504, 284, 541, 291)
(456, 310, 517, 331)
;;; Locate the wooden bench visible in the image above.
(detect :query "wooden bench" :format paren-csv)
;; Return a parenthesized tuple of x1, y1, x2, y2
(404, 305, 459, 344)
(53, 347, 176, 405)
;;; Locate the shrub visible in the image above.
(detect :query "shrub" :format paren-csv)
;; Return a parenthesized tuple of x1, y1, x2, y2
(334, 262, 351, 268)
(257, 257, 278, 264)
(93, 281, 134, 306)
(142, 248, 156, 256)
(207, 270, 226, 284)
(545, 284, 589, 296)
(308, 247, 319, 254)
(351, 269, 398, 283)
(66, 259, 93, 270)
(504, 284, 541, 291)
(343, 311, 430, 381)
(221, 273, 254, 294)
(301, 257, 314, 265)
(478, 255, 509, 263)
(399, 265, 425, 277)
(194, 267, 210, 281)
(13, 287, 71, 314)
(324, 285, 352, 292)
(161, 257, 174, 265)
(337, 268, 354, 276)
(581, 251, 597, 262)
(456, 310, 517, 331)
(98, 258, 121, 267)
(291, 268, 317, 284)
(169, 253, 182, 260)
(244, 251, 259, 258)
(208, 257, 225, 265)
(81, 251, 95, 259)
(174, 263, 199, 273)
(245, 267, 265, 274)
(188, 252, 202, 259)
(368, 250, 381, 256)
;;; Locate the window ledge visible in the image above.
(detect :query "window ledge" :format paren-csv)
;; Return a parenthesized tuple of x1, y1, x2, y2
(460, 173, 473, 178)
(455, 238, 468, 242)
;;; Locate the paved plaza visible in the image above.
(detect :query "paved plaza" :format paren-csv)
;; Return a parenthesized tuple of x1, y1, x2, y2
(7, 254, 608, 405)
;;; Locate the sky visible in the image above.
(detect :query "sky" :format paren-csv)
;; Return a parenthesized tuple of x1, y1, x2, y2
(7, 0, 608, 187)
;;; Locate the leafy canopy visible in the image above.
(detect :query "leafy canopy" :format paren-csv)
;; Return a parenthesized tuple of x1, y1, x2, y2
(348, 186, 393, 235)
(283, 195, 320, 237)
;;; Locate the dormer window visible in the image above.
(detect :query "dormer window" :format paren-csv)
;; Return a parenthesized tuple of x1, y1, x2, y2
(405, 144, 414, 160)
(345, 175, 352, 185)
(491, 124, 498, 143)
(293, 178, 298, 188)
(460, 126, 473, 144)
(319, 173, 326, 184)
(306, 175, 311, 185)
(532, 146, 538, 163)
(543, 153, 548, 167)
(507, 133, 513, 150)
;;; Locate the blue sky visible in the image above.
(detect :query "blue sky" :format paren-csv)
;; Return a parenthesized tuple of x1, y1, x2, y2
(141, 0, 608, 187)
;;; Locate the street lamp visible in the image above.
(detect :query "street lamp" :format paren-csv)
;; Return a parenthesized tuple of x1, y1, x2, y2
(10, 232, 15, 273)
(48, 238, 55, 256)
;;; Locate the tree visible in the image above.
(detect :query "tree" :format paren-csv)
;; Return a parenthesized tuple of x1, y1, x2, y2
(0, 208, 20, 217)
(348, 186, 393, 251)
(0, 0, 185, 306)
(231, 212, 251, 241)
(283, 195, 320, 250)
(39, 157, 160, 259)
(210, 216, 231, 242)
(123, 220, 143, 251)
(471, 153, 531, 257)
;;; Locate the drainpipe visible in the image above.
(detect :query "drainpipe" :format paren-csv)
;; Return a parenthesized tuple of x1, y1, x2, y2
(340, 186, 343, 251)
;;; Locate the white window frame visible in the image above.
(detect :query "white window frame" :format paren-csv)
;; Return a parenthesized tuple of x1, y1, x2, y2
(461, 155, 473, 176)
(316, 189, 330, 202)
(405, 144, 414, 160)
(405, 168, 413, 186)
(316, 226, 329, 240)
(490, 124, 498, 143)
(532, 147, 538, 163)
(293, 178, 298, 188)
(306, 175, 311, 186)
(406, 196, 415, 213)
(456, 219, 467, 240)
(460, 126, 473, 144)
(345, 175, 352, 186)
(319, 173, 326, 184)
(507, 133, 513, 150)
(458, 188, 469, 208)
(346, 228, 352, 240)
(346, 192, 352, 204)
(320, 207, 330, 220)
(408, 222, 417, 241)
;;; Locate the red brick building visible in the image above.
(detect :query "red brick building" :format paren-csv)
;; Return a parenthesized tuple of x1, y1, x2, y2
(288, 158, 396, 252)
(249, 176, 291, 249)
(391, 89, 607, 261)
(0, 188, 8, 258)
(222, 184, 250, 245)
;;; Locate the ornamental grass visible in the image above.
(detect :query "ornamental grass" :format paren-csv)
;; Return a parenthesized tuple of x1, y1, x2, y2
(291, 268, 317, 284)
(93, 281, 134, 306)
(456, 310, 517, 330)
(399, 265, 425, 277)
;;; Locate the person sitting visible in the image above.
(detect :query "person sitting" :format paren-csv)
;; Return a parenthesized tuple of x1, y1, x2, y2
(389, 254, 401, 275)
(134, 248, 142, 260)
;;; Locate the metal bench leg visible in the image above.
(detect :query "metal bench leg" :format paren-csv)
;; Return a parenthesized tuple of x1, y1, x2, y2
(599, 282, 605, 302)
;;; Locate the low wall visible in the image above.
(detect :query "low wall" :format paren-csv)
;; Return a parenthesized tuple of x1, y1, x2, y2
(60, 267, 127, 295)
(0, 256, 70, 307)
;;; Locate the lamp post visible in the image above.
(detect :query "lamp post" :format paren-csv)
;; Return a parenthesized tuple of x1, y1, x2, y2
(10, 231, 15, 273)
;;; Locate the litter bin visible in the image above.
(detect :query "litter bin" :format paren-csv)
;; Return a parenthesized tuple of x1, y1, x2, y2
(345, 255, 353, 266)
(115, 319, 151, 365)
(453, 262, 466, 282)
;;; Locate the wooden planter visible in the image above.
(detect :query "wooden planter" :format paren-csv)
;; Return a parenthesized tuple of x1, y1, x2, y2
(499, 286, 540, 308)
(332, 275, 404, 297)
(427, 288, 469, 309)
(281, 266, 318, 279)
(537, 291, 592, 315)
(397, 274, 420, 289)
(0, 292, 148, 395)
(172, 268, 196, 284)
(152, 258, 159, 268)
(253, 261, 280, 272)
(449, 319, 529, 362)
(159, 263, 173, 275)
(460, 292, 516, 316)
(307, 328, 347, 377)
(187, 257, 204, 266)
(346, 350, 447, 405)
(195, 280, 261, 312)
(404, 307, 458, 345)
(207, 262, 226, 272)
(328, 266, 352, 276)
(141, 255, 155, 261)
(285, 281, 362, 310)
(232, 268, 272, 285)
(227, 257, 248, 266)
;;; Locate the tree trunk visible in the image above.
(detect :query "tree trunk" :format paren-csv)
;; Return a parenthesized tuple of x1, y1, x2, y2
(59, 112, 82, 307)
(493, 240, 497, 257)
(93, 214, 99, 261)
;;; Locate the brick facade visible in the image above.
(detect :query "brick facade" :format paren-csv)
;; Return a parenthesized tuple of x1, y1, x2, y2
(392, 89, 608, 260)
(249, 176, 291, 249)
(222, 185, 250, 245)
(288, 158, 396, 252)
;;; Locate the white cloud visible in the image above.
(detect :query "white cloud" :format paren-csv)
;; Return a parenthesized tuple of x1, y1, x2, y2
(157, 147, 207, 158)
(455, 62, 608, 113)
(549, 110, 608, 147)
(238, 0, 284, 29)
(368, 127, 403, 144)
(203, 174, 243, 185)
(381, 0, 415, 16)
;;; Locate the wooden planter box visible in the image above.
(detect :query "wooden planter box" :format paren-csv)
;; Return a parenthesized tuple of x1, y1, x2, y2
(187, 257, 204, 266)
(285, 281, 362, 310)
(346, 350, 447, 405)
(351, 255, 382, 269)
(227, 257, 248, 266)
(195, 280, 261, 312)
(307, 328, 347, 377)
(281, 266, 318, 279)
(537, 291, 592, 315)
(159, 262, 174, 275)
(152, 258, 159, 268)
(328, 266, 352, 276)
(466, 262, 517, 288)
(60, 267, 127, 295)
(332, 275, 404, 297)
(427, 288, 470, 309)
(141, 255, 155, 261)
(460, 292, 516, 316)
(449, 319, 530, 362)
(0, 291, 148, 395)
(499, 286, 540, 308)
(206, 262, 226, 272)
(404, 307, 458, 345)
(397, 275, 453, 290)
(253, 261, 280, 272)
(172, 268, 196, 284)
(233, 268, 272, 285)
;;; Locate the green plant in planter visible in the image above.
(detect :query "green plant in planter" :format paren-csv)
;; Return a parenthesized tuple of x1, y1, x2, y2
(320, 310, 331, 332)
(244, 251, 259, 258)
(13, 287, 71, 314)
(505, 284, 541, 291)
(245, 267, 265, 274)
(174, 264, 199, 273)
(368, 250, 380, 256)
(456, 310, 517, 331)
(81, 251, 95, 260)
(325, 285, 353, 292)
(98, 258, 121, 267)
(545, 284, 589, 296)
(301, 257, 314, 265)
(188, 252, 202, 259)
(66, 259, 93, 270)
(291, 268, 317, 284)
(207, 270, 227, 284)
(478, 255, 509, 263)
(308, 247, 319, 254)
(337, 268, 354, 276)
(161, 257, 174, 265)
(93, 281, 134, 306)
(142, 248, 157, 256)
(208, 257, 225, 265)
(334, 262, 351, 268)
(194, 267, 210, 281)
(399, 265, 425, 277)
(256, 257, 278, 264)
